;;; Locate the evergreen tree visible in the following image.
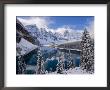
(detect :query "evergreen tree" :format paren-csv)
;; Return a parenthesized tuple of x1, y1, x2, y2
(16, 55, 26, 74)
(67, 50, 73, 69)
(36, 49, 45, 74)
(80, 28, 94, 73)
(56, 54, 65, 74)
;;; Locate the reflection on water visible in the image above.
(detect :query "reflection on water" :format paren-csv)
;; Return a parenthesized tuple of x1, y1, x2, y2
(25, 46, 80, 74)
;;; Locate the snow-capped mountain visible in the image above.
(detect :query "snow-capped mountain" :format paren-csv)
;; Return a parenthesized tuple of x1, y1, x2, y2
(25, 24, 83, 45)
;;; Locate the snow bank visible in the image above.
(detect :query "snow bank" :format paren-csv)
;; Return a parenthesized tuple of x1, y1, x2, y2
(64, 67, 89, 74)
(45, 67, 90, 74)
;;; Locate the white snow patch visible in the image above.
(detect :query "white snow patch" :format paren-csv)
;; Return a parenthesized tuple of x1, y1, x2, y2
(64, 67, 89, 74)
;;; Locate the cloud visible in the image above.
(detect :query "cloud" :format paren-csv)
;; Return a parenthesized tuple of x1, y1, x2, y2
(55, 26, 72, 34)
(17, 16, 53, 29)
(86, 20, 94, 38)
(17, 16, 94, 38)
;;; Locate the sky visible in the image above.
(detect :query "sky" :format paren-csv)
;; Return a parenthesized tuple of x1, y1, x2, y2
(48, 16, 94, 30)
(17, 16, 94, 37)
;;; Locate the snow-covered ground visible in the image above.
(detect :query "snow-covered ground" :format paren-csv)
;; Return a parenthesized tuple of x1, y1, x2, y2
(26, 65, 89, 74)
(46, 67, 89, 74)
(64, 67, 89, 74)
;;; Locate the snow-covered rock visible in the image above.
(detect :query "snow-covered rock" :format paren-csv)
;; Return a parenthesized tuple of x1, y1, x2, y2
(16, 38, 38, 56)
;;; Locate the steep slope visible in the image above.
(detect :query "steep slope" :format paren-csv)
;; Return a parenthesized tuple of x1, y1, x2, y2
(16, 19, 39, 56)
(16, 19, 40, 45)
(16, 38, 37, 56)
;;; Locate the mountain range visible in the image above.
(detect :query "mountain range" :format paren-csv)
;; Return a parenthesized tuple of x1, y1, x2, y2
(25, 24, 83, 45)
(16, 19, 83, 56)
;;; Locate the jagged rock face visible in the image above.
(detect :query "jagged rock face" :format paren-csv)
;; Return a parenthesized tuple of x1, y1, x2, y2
(16, 19, 40, 45)
(25, 25, 82, 45)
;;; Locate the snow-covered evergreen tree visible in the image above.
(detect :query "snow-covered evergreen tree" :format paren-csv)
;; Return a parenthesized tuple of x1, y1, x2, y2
(36, 49, 45, 74)
(80, 28, 94, 73)
(16, 55, 26, 74)
(67, 50, 73, 69)
(56, 54, 65, 74)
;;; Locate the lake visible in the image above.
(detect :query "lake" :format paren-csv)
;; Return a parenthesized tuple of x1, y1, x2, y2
(25, 46, 80, 74)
